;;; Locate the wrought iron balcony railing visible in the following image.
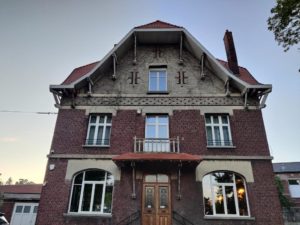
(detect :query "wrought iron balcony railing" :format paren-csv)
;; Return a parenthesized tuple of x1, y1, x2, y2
(134, 136, 180, 153)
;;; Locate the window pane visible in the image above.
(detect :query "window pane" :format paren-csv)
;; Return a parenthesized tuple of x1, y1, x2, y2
(158, 125, 168, 138)
(213, 115, 219, 124)
(145, 187, 155, 209)
(202, 176, 213, 215)
(74, 173, 83, 184)
(213, 127, 221, 145)
(33, 206, 38, 213)
(223, 126, 230, 145)
(145, 175, 156, 182)
(205, 115, 211, 124)
(214, 186, 225, 214)
(235, 175, 249, 216)
(225, 186, 236, 214)
(221, 115, 228, 124)
(81, 184, 92, 211)
(146, 116, 156, 124)
(23, 206, 31, 213)
(146, 125, 156, 138)
(106, 173, 114, 186)
(288, 179, 300, 185)
(70, 185, 82, 212)
(158, 115, 168, 124)
(106, 115, 112, 123)
(90, 115, 97, 123)
(149, 73, 157, 91)
(87, 126, 95, 144)
(85, 170, 106, 181)
(104, 185, 113, 213)
(159, 73, 167, 91)
(92, 184, 103, 212)
(15, 205, 23, 213)
(159, 187, 168, 208)
(211, 172, 233, 183)
(157, 174, 169, 183)
(99, 116, 105, 123)
(206, 126, 213, 145)
(96, 126, 104, 145)
(104, 127, 111, 145)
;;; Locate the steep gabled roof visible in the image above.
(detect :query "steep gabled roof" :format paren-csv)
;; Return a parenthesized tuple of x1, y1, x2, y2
(135, 20, 182, 29)
(50, 20, 271, 106)
(62, 61, 99, 85)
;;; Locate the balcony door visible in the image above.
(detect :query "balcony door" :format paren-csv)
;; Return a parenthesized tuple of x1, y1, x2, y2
(142, 174, 171, 225)
(145, 115, 169, 152)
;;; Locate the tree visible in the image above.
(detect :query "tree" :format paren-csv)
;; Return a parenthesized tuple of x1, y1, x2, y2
(5, 177, 13, 185)
(275, 176, 293, 209)
(267, 0, 300, 51)
(15, 179, 35, 185)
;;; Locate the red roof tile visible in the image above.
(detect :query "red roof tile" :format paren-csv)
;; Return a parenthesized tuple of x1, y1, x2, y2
(61, 61, 99, 85)
(0, 184, 42, 194)
(217, 59, 260, 85)
(135, 20, 182, 29)
(112, 152, 201, 162)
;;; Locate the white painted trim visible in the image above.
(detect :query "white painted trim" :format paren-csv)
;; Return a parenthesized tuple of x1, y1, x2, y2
(196, 160, 254, 182)
(65, 159, 120, 181)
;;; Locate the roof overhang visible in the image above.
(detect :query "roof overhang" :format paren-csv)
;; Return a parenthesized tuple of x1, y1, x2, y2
(50, 26, 272, 102)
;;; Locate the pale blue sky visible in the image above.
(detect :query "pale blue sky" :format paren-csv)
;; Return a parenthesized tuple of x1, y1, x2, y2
(0, 0, 299, 183)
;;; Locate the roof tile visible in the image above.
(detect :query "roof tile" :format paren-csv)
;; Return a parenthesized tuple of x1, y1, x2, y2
(135, 20, 182, 29)
(0, 184, 42, 194)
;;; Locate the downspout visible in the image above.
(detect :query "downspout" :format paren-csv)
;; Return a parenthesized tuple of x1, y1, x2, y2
(87, 77, 94, 96)
(259, 89, 271, 109)
(177, 161, 182, 200)
(133, 33, 137, 65)
(243, 88, 248, 109)
(179, 33, 183, 64)
(131, 161, 136, 199)
(112, 53, 117, 80)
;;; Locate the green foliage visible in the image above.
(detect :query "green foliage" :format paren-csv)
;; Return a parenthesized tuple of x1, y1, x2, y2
(267, 0, 300, 51)
(275, 176, 293, 209)
(15, 179, 35, 185)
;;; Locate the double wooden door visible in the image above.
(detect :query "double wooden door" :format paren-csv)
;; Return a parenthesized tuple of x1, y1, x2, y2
(142, 175, 171, 225)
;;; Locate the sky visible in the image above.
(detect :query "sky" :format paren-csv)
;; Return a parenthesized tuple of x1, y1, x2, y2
(0, 0, 299, 184)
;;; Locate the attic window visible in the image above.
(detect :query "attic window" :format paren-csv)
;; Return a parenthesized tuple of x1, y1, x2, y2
(148, 67, 167, 93)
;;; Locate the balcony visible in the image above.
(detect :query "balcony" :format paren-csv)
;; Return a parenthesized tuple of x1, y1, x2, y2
(134, 137, 180, 153)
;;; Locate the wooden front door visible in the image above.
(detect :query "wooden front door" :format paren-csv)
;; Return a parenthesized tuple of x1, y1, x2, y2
(142, 174, 171, 225)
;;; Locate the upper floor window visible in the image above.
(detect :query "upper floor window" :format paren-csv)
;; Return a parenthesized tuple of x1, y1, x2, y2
(69, 170, 114, 214)
(205, 114, 233, 147)
(145, 115, 169, 152)
(202, 171, 250, 217)
(148, 68, 167, 92)
(288, 179, 300, 198)
(86, 114, 112, 146)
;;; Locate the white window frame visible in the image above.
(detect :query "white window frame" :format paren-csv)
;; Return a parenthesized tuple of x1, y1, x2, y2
(145, 115, 169, 152)
(148, 68, 168, 92)
(203, 172, 250, 218)
(68, 170, 113, 215)
(86, 114, 112, 146)
(288, 178, 300, 198)
(205, 114, 233, 147)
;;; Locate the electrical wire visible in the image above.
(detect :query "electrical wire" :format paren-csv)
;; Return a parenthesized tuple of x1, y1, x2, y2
(0, 110, 57, 115)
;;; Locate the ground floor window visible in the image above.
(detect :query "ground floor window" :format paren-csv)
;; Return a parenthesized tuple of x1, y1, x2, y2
(202, 171, 249, 217)
(69, 170, 114, 214)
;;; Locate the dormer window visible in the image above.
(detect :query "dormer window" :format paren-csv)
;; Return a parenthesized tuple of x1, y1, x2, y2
(148, 68, 167, 93)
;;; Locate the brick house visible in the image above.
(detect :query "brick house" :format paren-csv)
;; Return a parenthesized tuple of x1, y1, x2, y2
(273, 162, 300, 223)
(36, 21, 283, 225)
(0, 184, 42, 225)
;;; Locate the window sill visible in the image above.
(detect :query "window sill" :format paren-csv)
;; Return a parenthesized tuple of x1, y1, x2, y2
(82, 145, 110, 148)
(147, 91, 169, 95)
(207, 145, 236, 149)
(63, 213, 112, 218)
(204, 215, 255, 220)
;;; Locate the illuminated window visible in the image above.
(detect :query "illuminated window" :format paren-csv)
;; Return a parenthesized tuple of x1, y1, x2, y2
(69, 170, 114, 214)
(202, 171, 249, 217)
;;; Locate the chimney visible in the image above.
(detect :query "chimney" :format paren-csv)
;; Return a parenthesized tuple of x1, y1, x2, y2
(223, 30, 239, 75)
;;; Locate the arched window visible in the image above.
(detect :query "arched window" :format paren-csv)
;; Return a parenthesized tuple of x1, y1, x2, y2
(202, 171, 249, 217)
(69, 170, 114, 214)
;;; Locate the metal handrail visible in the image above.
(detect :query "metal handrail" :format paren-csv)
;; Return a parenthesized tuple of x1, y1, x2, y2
(134, 136, 180, 153)
(172, 210, 195, 225)
(207, 139, 233, 147)
(115, 210, 140, 225)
